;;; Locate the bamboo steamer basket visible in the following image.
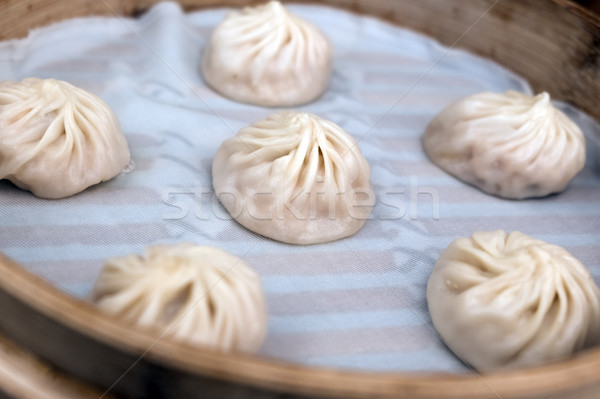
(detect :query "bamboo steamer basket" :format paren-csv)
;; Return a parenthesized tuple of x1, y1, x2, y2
(0, 0, 599, 398)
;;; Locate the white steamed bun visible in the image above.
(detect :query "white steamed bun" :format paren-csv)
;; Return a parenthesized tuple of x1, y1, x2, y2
(202, 1, 332, 107)
(0, 78, 130, 199)
(212, 111, 373, 245)
(91, 244, 267, 353)
(427, 230, 600, 371)
(423, 91, 585, 199)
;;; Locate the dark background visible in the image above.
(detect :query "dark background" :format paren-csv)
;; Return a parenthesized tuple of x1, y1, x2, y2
(576, 0, 600, 14)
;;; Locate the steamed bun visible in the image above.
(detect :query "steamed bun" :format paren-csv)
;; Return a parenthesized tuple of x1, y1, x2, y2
(427, 230, 600, 371)
(212, 111, 373, 245)
(423, 91, 585, 199)
(91, 244, 267, 353)
(0, 78, 130, 199)
(202, 1, 332, 107)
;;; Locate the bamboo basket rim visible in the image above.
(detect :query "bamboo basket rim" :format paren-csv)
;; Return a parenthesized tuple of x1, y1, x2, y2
(2, 251, 600, 398)
(0, 0, 599, 398)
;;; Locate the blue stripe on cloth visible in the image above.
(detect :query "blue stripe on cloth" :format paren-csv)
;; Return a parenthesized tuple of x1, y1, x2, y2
(268, 310, 423, 334)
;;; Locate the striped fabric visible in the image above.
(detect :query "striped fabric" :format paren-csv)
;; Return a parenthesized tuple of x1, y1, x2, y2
(0, 2, 598, 373)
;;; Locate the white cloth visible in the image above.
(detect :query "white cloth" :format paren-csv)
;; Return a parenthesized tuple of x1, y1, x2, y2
(0, 2, 599, 373)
